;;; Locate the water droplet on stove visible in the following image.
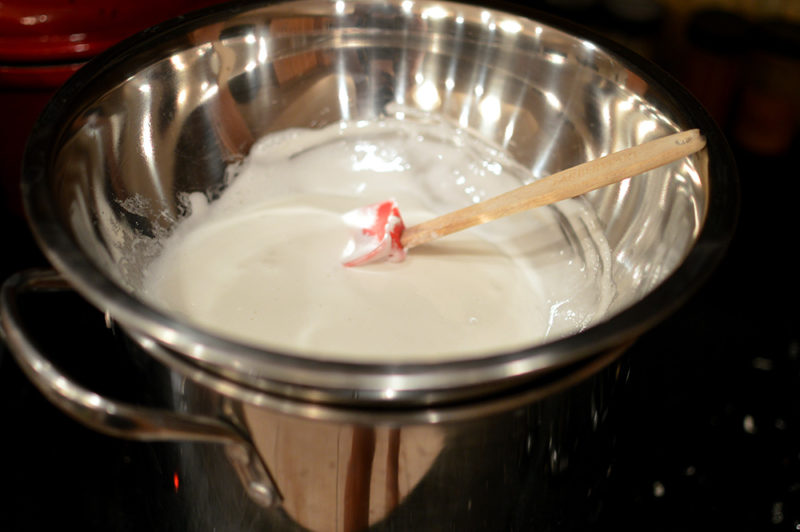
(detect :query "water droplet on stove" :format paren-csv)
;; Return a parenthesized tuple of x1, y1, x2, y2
(772, 501, 784, 524)
(752, 356, 773, 371)
(743, 414, 756, 434)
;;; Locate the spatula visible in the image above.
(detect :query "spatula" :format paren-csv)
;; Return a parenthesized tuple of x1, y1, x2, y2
(341, 129, 706, 267)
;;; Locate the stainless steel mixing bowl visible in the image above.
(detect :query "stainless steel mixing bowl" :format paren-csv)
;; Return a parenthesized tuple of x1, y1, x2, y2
(2, 1, 737, 530)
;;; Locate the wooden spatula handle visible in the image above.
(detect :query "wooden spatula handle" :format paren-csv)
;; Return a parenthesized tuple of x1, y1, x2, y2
(400, 129, 706, 249)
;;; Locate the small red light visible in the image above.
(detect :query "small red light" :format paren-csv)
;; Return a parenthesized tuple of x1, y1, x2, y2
(173, 472, 180, 492)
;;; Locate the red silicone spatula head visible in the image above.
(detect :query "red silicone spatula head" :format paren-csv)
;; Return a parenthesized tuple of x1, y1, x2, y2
(341, 200, 406, 267)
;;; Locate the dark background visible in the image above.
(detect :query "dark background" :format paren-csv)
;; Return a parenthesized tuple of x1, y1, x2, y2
(1, 0, 798, 530)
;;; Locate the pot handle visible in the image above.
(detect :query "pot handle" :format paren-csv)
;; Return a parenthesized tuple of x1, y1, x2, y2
(0, 268, 282, 508)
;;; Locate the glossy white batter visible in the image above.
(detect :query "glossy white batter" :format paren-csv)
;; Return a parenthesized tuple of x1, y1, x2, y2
(142, 118, 615, 362)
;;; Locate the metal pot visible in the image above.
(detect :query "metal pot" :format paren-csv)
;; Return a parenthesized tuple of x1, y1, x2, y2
(1, 1, 737, 530)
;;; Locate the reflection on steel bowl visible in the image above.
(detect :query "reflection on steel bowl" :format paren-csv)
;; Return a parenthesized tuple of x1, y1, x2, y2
(1, 1, 737, 530)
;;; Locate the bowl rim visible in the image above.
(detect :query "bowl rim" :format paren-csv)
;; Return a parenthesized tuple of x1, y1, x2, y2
(19, 0, 739, 407)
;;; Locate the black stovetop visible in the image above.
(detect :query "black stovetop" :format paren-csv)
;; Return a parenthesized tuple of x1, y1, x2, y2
(2, 3, 799, 530)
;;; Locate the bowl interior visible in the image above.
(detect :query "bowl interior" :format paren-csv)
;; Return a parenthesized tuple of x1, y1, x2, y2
(23, 0, 732, 401)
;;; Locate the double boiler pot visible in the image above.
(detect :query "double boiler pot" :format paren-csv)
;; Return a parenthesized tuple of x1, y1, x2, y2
(1, 1, 737, 530)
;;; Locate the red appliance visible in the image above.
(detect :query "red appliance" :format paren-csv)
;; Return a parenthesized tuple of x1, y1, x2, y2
(0, 0, 228, 217)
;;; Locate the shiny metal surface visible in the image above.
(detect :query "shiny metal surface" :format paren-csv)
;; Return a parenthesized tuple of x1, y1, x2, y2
(19, 0, 735, 404)
(1, 265, 629, 529)
(4, 1, 738, 529)
(0, 268, 283, 509)
(171, 347, 629, 531)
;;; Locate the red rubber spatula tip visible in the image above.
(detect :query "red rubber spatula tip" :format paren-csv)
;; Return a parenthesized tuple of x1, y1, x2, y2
(341, 199, 406, 267)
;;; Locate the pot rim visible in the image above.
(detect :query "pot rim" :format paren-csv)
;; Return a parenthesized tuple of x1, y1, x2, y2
(19, 0, 739, 406)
